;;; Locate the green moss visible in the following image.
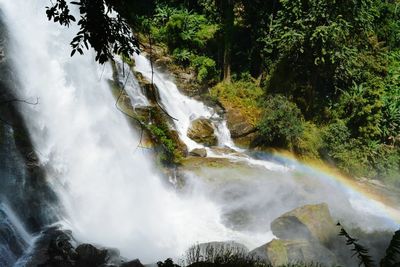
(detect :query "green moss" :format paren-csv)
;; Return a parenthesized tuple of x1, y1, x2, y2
(210, 80, 263, 126)
(267, 240, 288, 266)
(295, 122, 323, 160)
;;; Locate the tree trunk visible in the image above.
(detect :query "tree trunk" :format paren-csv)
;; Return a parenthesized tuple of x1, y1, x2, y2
(222, 0, 234, 83)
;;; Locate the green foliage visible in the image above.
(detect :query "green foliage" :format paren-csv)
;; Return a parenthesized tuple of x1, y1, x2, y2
(374, 1, 400, 50)
(337, 81, 384, 140)
(211, 80, 263, 126)
(91, 0, 400, 181)
(381, 50, 400, 144)
(190, 55, 217, 83)
(256, 95, 304, 149)
(46, 0, 139, 63)
(147, 122, 183, 165)
(154, 7, 218, 51)
(295, 122, 323, 160)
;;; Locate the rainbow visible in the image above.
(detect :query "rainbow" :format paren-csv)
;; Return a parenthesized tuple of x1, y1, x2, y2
(266, 150, 400, 225)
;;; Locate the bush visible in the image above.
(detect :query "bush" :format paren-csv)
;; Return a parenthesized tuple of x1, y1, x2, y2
(210, 80, 263, 126)
(190, 55, 217, 83)
(155, 8, 218, 52)
(321, 121, 400, 180)
(256, 95, 304, 149)
(295, 122, 323, 160)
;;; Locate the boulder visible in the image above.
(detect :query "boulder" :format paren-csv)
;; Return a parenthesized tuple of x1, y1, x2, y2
(251, 239, 336, 266)
(187, 118, 217, 146)
(75, 244, 107, 267)
(189, 148, 207, 157)
(225, 107, 256, 138)
(270, 203, 337, 246)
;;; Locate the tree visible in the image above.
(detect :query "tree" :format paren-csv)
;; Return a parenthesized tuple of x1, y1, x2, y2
(215, 0, 234, 83)
(46, 0, 139, 63)
(263, 0, 379, 116)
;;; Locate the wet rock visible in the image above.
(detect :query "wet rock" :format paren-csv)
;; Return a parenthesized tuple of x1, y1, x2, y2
(155, 57, 173, 69)
(251, 239, 336, 266)
(271, 203, 337, 246)
(75, 244, 108, 267)
(209, 146, 237, 155)
(189, 148, 207, 157)
(120, 259, 144, 267)
(134, 72, 159, 104)
(23, 227, 139, 267)
(187, 118, 217, 146)
(24, 227, 77, 267)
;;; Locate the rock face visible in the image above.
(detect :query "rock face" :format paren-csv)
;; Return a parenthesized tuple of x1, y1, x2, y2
(187, 118, 217, 146)
(251, 239, 336, 266)
(270, 203, 337, 246)
(189, 148, 207, 157)
(134, 72, 160, 104)
(250, 203, 339, 266)
(24, 227, 144, 267)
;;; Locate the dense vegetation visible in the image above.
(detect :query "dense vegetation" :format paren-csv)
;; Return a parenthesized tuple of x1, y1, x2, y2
(118, 0, 400, 184)
(47, 0, 400, 183)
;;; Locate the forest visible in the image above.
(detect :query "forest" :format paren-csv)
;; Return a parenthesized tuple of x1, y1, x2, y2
(136, 0, 400, 182)
(49, 0, 400, 183)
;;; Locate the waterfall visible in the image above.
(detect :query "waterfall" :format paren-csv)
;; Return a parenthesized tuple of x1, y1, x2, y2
(0, 203, 32, 267)
(134, 53, 236, 151)
(114, 56, 149, 108)
(0, 0, 273, 262)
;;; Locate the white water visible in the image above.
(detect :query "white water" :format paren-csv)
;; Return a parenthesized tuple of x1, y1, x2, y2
(114, 56, 149, 108)
(0, 0, 274, 262)
(133, 54, 291, 172)
(134, 53, 236, 151)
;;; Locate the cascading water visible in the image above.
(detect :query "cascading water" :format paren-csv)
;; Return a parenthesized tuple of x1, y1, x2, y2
(114, 56, 149, 108)
(133, 54, 293, 172)
(0, 0, 275, 262)
(132, 52, 400, 231)
(0, 203, 32, 267)
(133, 53, 235, 151)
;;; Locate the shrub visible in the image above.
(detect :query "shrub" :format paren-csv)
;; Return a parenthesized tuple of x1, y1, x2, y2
(256, 95, 304, 149)
(210, 80, 263, 126)
(295, 122, 323, 160)
(190, 55, 217, 83)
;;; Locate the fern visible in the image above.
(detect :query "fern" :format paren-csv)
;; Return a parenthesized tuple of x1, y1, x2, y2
(337, 223, 375, 267)
(380, 230, 400, 267)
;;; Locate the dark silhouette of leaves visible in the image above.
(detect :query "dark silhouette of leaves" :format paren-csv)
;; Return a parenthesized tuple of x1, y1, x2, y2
(337, 222, 375, 267)
(46, 0, 139, 63)
(381, 230, 400, 267)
